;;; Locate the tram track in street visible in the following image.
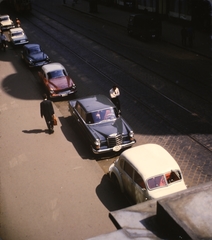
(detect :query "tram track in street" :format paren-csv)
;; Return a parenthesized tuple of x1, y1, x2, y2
(20, 4, 212, 155)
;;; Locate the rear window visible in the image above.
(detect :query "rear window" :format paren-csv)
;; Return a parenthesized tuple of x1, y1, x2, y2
(0, 16, 9, 21)
(12, 31, 23, 37)
(47, 69, 66, 79)
(147, 175, 167, 190)
(147, 170, 182, 190)
(29, 46, 41, 54)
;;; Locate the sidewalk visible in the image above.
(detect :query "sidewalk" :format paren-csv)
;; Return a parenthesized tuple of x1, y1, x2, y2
(64, 0, 211, 59)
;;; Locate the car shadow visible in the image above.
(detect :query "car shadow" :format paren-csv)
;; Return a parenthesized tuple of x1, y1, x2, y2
(59, 116, 129, 161)
(59, 116, 95, 160)
(96, 174, 131, 212)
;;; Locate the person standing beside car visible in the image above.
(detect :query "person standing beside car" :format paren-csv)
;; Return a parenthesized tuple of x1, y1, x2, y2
(0, 31, 7, 51)
(40, 94, 55, 134)
(16, 18, 21, 27)
(109, 85, 121, 114)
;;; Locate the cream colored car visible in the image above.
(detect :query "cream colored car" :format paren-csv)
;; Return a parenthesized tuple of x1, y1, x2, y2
(9, 27, 29, 46)
(109, 144, 187, 203)
(0, 15, 15, 31)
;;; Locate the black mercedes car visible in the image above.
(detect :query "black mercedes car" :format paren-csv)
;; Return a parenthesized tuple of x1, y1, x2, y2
(21, 43, 50, 67)
(69, 94, 136, 154)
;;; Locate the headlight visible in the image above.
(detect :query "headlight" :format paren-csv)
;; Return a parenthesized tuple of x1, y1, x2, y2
(129, 131, 134, 140)
(50, 89, 54, 94)
(94, 139, 100, 149)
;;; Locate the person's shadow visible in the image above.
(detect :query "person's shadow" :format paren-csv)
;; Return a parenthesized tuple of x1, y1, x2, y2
(22, 129, 47, 134)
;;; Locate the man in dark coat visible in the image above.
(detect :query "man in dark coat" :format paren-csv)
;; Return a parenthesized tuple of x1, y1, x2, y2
(40, 94, 55, 134)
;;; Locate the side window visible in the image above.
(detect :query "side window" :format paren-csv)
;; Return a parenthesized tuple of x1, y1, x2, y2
(134, 171, 146, 189)
(123, 161, 133, 179)
(75, 103, 82, 116)
(80, 109, 87, 122)
(86, 113, 93, 124)
(165, 170, 182, 184)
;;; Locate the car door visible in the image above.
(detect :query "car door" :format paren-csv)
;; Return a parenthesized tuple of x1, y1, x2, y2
(23, 48, 29, 64)
(74, 104, 94, 143)
(133, 170, 149, 203)
(121, 160, 135, 201)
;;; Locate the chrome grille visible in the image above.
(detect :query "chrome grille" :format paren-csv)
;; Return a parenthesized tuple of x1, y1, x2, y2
(107, 134, 123, 147)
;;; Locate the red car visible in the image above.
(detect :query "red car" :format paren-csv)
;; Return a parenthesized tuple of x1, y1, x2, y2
(38, 62, 77, 98)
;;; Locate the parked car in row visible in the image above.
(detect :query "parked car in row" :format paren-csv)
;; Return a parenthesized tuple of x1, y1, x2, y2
(109, 144, 187, 204)
(69, 94, 136, 154)
(8, 27, 29, 46)
(0, 14, 15, 31)
(38, 62, 77, 98)
(21, 43, 50, 67)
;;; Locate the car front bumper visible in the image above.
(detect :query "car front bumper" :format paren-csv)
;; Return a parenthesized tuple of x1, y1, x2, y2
(92, 140, 136, 154)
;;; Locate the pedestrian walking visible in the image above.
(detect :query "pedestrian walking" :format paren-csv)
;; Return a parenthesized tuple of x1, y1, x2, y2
(40, 94, 55, 134)
(181, 26, 187, 46)
(109, 85, 121, 114)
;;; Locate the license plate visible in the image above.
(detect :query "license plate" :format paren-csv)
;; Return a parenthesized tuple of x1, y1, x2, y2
(113, 145, 121, 152)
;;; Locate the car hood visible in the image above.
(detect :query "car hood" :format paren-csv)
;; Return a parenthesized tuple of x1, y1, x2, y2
(148, 182, 187, 200)
(89, 118, 128, 140)
(30, 52, 48, 61)
(49, 76, 74, 90)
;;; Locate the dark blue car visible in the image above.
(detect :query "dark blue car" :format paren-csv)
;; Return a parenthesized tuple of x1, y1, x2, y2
(69, 94, 136, 154)
(21, 43, 50, 67)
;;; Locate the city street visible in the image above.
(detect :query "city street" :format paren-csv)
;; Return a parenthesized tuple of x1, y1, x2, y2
(1, 0, 212, 239)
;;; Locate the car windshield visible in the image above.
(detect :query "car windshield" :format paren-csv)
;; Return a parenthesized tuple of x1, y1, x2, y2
(12, 31, 23, 37)
(147, 170, 182, 190)
(0, 16, 9, 21)
(86, 108, 117, 124)
(47, 69, 67, 79)
(29, 46, 41, 54)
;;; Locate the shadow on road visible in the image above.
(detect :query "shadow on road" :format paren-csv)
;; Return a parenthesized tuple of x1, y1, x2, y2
(22, 129, 48, 134)
(96, 174, 131, 211)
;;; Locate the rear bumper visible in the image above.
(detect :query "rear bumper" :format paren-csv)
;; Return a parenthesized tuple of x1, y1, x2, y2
(50, 89, 77, 98)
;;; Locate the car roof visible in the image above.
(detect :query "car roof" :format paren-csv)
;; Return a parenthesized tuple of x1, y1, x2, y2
(0, 15, 9, 19)
(10, 27, 23, 33)
(76, 94, 115, 112)
(23, 43, 40, 49)
(42, 63, 65, 73)
(121, 144, 181, 179)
